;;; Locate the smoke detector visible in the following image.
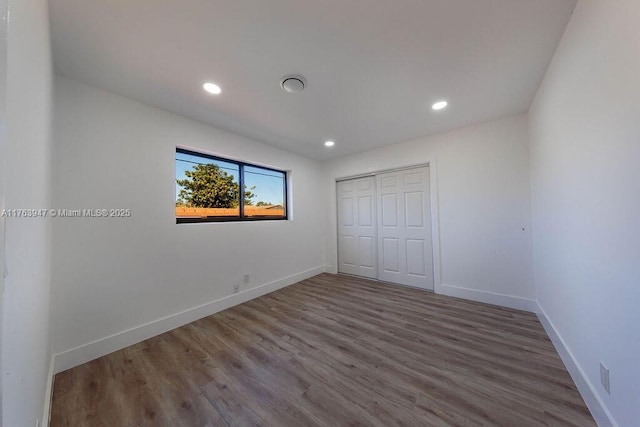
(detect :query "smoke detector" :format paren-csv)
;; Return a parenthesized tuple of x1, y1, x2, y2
(280, 75, 306, 94)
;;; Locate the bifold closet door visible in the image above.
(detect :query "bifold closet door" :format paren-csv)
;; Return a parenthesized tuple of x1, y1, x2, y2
(337, 177, 377, 279)
(377, 167, 434, 290)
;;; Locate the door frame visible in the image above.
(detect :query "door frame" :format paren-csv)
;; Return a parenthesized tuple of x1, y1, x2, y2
(333, 161, 442, 293)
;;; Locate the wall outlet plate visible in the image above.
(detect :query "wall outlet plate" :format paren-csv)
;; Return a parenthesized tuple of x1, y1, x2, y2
(600, 362, 610, 394)
(243, 274, 250, 284)
(233, 283, 240, 294)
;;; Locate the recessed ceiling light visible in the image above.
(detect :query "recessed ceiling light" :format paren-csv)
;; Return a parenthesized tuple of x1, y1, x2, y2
(280, 75, 306, 94)
(432, 100, 448, 110)
(324, 140, 335, 147)
(203, 82, 221, 95)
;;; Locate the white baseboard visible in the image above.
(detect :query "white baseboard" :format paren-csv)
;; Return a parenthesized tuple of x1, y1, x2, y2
(437, 283, 537, 312)
(42, 355, 55, 427)
(324, 264, 337, 274)
(53, 266, 325, 374)
(536, 303, 617, 427)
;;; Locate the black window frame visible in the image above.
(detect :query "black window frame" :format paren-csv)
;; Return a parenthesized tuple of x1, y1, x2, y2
(176, 147, 288, 224)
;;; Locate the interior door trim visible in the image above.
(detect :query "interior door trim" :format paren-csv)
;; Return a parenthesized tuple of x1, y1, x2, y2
(335, 163, 429, 183)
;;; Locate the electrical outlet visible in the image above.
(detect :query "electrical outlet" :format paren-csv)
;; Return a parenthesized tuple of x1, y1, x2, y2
(600, 362, 610, 394)
(243, 274, 250, 284)
(233, 283, 240, 294)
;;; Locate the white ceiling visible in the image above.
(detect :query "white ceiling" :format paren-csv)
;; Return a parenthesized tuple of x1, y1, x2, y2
(50, 0, 576, 160)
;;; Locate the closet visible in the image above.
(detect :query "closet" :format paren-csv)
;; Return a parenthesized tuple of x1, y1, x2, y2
(337, 166, 434, 290)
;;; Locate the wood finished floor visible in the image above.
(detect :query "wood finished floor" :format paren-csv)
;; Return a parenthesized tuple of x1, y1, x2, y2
(51, 273, 595, 426)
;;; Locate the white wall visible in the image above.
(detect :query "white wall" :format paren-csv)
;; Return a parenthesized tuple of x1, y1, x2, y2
(51, 76, 324, 367)
(529, 1, 640, 425)
(2, 0, 53, 426)
(322, 115, 534, 305)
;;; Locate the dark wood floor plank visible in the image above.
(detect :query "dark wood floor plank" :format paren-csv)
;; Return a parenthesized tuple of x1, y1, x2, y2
(199, 313, 409, 426)
(50, 273, 595, 426)
(237, 294, 569, 425)
(243, 286, 581, 410)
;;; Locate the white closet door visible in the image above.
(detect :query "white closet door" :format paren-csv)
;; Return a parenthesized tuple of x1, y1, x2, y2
(377, 167, 433, 290)
(337, 177, 377, 279)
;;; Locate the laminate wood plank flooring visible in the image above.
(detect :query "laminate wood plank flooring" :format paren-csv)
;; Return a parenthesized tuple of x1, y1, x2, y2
(50, 273, 595, 426)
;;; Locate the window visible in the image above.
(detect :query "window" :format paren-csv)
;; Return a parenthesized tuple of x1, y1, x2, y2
(175, 148, 287, 223)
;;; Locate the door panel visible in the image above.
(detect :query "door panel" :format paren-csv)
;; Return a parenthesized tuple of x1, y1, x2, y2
(406, 239, 426, 276)
(404, 171, 423, 186)
(337, 177, 377, 279)
(377, 167, 433, 289)
(381, 194, 398, 227)
(341, 197, 354, 226)
(339, 235, 357, 266)
(358, 196, 373, 226)
(359, 236, 376, 269)
(358, 179, 372, 191)
(382, 238, 400, 273)
(380, 175, 397, 188)
(405, 191, 424, 227)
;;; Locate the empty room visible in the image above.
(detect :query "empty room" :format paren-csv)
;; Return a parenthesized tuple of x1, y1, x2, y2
(2, 0, 638, 426)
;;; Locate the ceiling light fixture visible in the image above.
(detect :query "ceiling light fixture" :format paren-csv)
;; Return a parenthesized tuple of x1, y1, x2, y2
(324, 140, 335, 147)
(203, 82, 221, 95)
(280, 75, 306, 94)
(432, 100, 448, 110)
